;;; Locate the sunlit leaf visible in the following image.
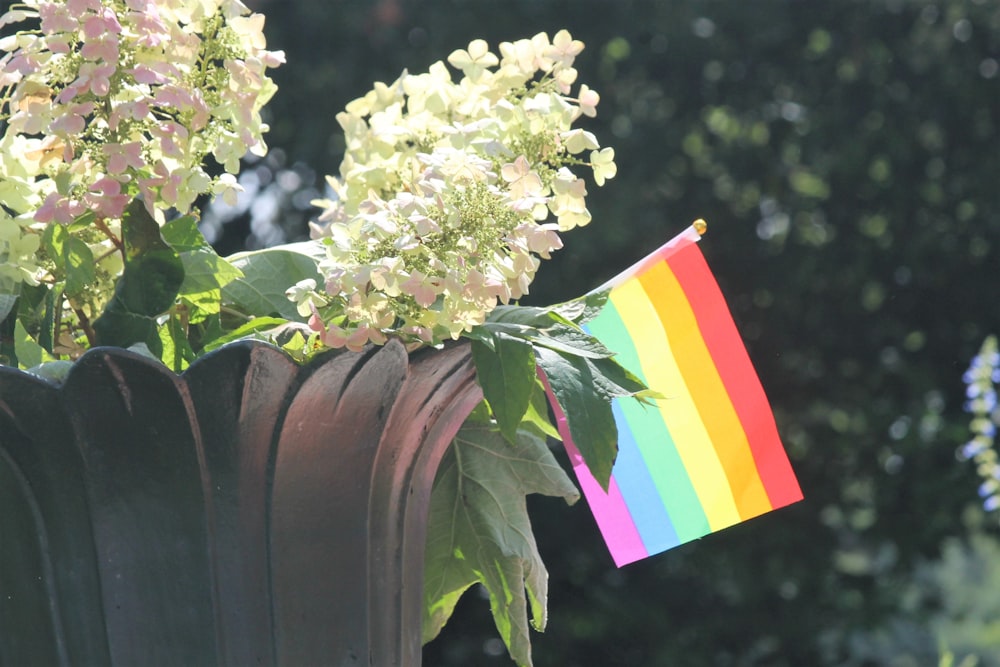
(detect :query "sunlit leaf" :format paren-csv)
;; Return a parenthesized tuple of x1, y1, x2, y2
(42, 223, 94, 297)
(471, 332, 536, 443)
(13, 319, 55, 369)
(423, 422, 579, 666)
(551, 288, 610, 325)
(535, 346, 618, 490)
(223, 247, 323, 320)
(162, 216, 242, 322)
(92, 200, 184, 355)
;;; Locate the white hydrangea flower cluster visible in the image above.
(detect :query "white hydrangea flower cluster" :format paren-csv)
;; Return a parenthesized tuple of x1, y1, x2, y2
(304, 30, 616, 350)
(0, 0, 283, 290)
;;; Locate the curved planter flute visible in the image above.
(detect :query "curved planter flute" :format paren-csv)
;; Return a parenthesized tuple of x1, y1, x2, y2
(0, 339, 481, 666)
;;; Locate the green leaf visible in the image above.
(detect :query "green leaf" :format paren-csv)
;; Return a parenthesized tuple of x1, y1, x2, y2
(488, 294, 610, 328)
(13, 319, 55, 369)
(465, 399, 494, 425)
(192, 312, 225, 349)
(526, 322, 617, 359)
(475, 321, 615, 359)
(162, 216, 243, 294)
(38, 283, 62, 353)
(200, 316, 289, 352)
(121, 198, 168, 258)
(162, 216, 243, 323)
(160, 214, 211, 252)
(93, 308, 162, 356)
(159, 312, 196, 372)
(535, 346, 619, 490)
(520, 378, 561, 441)
(24, 360, 74, 384)
(115, 249, 185, 315)
(276, 328, 326, 363)
(0, 298, 17, 367)
(471, 332, 537, 443)
(0, 292, 17, 323)
(587, 354, 649, 400)
(551, 288, 610, 325)
(92, 200, 185, 354)
(423, 423, 579, 667)
(42, 223, 95, 296)
(223, 247, 323, 321)
(487, 304, 562, 328)
(65, 210, 95, 232)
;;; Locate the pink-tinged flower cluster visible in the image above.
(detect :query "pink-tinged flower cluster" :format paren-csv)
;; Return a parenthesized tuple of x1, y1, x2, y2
(303, 31, 615, 350)
(0, 0, 284, 229)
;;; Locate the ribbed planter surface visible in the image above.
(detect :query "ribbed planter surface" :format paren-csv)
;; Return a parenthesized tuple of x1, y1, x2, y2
(0, 339, 481, 667)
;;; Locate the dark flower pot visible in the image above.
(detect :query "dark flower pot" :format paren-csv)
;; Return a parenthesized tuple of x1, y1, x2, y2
(0, 339, 481, 666)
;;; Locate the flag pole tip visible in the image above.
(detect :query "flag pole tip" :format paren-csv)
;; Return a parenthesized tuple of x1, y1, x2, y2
(693, 219, 707, 235)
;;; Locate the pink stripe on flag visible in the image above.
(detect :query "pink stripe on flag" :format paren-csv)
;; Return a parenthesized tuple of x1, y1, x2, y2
(539, 369, 647, 565)
(560, 432, 649, 567)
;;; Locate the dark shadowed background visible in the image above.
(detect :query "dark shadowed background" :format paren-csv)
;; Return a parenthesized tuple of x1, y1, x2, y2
(223, 1, 1000, 664)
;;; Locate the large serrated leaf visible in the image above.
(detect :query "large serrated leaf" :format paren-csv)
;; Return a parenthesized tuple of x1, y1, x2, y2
(535, 346, 619, 490)
(471, 333, 536, 443)
(223, 247, 322, 320)
(423, 422, 579, 667)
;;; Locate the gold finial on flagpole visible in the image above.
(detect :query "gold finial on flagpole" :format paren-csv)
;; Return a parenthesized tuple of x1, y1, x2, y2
(693, 219, 707, 235)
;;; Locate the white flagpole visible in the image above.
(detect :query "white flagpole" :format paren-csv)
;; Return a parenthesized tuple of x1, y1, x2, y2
(591, 219, 707, 294)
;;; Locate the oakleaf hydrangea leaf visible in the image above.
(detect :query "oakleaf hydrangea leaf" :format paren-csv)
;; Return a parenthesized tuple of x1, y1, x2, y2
(423, 421, 579, 667)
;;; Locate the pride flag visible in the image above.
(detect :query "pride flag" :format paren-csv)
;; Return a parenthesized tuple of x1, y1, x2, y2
(554, 222, 802, 566)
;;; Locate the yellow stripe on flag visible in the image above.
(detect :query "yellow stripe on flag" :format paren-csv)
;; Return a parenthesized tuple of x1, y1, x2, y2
(642, 262, 774, 520)
(610, 277, 742, 530)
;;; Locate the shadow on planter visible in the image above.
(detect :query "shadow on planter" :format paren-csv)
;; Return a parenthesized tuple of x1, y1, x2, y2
(0, 339, 482, 666)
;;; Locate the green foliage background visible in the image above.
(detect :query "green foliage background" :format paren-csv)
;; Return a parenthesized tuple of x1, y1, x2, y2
(232, 1, 1000, 664)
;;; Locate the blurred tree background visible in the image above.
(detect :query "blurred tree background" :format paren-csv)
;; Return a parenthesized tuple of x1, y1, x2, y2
(225, 0, 999, 664)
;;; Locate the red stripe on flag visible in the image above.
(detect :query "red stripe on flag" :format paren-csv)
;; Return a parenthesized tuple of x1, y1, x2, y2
(667, 244, 802, 508)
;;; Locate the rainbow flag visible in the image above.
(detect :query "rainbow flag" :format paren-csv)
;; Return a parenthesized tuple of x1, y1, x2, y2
(554, 222, 802, 566)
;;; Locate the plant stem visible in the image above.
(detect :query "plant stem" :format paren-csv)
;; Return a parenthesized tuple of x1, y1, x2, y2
(93, 216, 125, 255)
(73, 304, 97, 347)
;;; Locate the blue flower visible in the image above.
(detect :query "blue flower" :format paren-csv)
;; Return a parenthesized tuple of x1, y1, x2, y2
(960, 336, 1000, 517)
(960, 439, 987, 460)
